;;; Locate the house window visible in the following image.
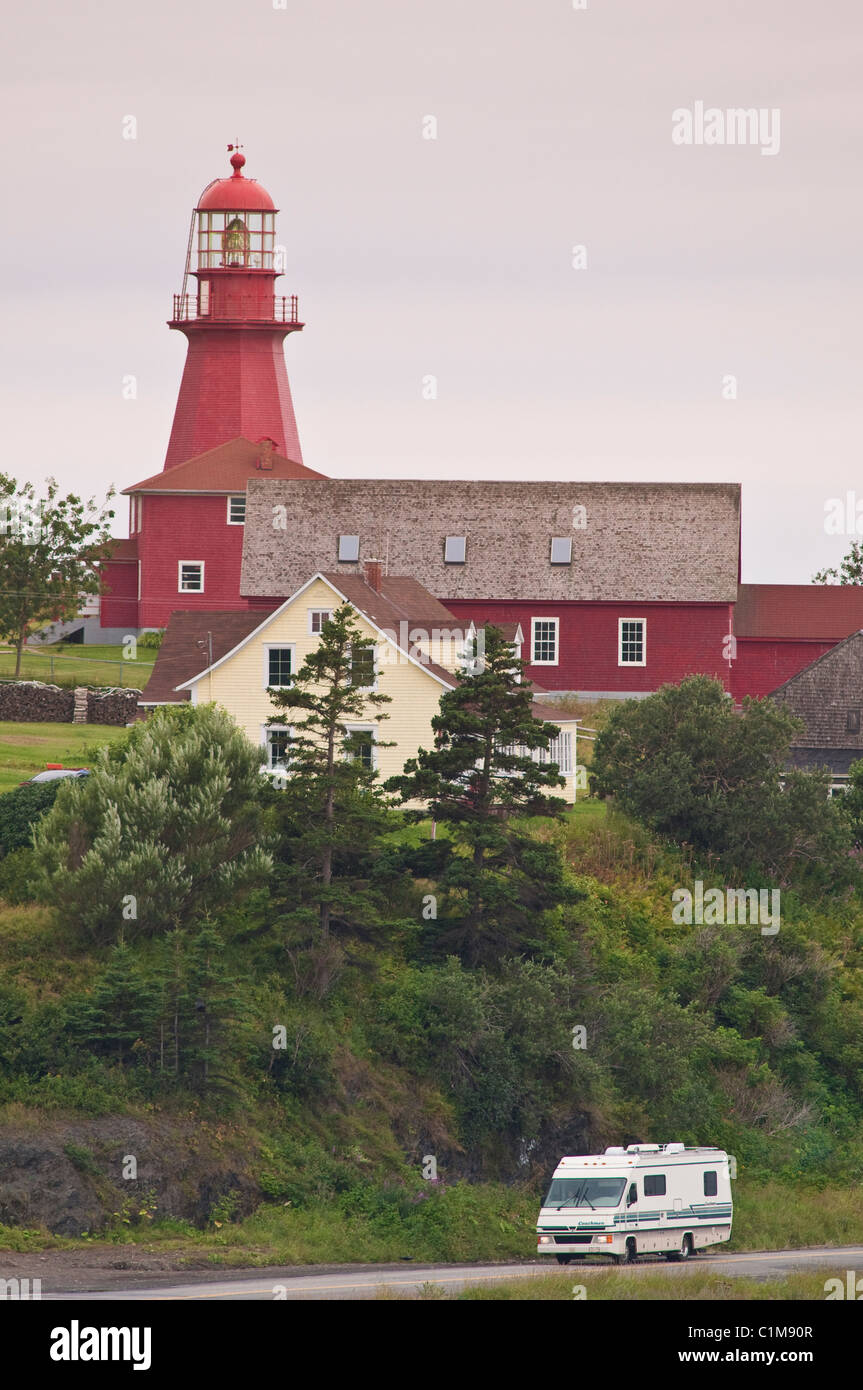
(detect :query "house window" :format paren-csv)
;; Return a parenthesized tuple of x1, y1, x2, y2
(703, 1171, 718, 1197)
(847, 709, 861, 735)
(227, 495, 245, 525)
(546, 732, 573, 774)
(178, 561, 204, 592)
(532, 618, 559, 665)
(338, 534, 360, 562)
(643, 1174, 666, 1197)
(265, 646, 294, 688)
(309, 609, 333, 635)
(444, 536, 466, 565)
(349, 644, 376, 689)
(265, 726, 291, 771)
(550, 536, 572, 565)
(619, 617, 646, 666)
(344, 725, 376, 770)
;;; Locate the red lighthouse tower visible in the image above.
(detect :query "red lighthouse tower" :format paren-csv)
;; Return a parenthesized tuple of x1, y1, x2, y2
(100, 149, 325, 635)
(163, 147, 305, 469)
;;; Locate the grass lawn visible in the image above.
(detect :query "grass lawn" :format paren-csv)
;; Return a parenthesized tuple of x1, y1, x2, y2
(0, 722, 129, 794)
(0, 644, 154, 690)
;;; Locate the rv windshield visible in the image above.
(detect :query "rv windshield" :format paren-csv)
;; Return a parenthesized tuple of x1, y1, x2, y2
(544, 1178, 627, 1209)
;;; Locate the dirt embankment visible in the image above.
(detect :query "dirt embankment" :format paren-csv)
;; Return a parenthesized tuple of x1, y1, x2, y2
(0, 1113, 259, 1236)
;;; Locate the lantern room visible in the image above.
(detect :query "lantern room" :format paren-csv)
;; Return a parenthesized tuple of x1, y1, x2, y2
(195, 149, 277, 271)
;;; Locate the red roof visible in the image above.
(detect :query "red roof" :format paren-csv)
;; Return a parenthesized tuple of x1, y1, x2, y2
(103, 538, 138, 561)
(198, 152, 276, 212)
(140, 609, 278, 704)
(735, 584, 863, 640)
(124, 437, 325, 495)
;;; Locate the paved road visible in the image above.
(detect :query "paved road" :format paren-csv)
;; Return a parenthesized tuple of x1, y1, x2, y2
(43, 1245, 863, 1300)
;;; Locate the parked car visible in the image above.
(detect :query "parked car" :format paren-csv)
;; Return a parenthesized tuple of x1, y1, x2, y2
(19, 765, 90, 786)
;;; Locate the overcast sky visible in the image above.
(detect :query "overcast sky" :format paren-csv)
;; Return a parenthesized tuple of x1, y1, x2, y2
(3, 0, 861, 582)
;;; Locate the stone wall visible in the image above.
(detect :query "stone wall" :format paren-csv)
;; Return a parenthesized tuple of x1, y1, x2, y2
(0, 681, 140, 725)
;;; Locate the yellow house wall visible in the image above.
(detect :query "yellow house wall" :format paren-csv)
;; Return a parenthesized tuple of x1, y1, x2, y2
(187, 577, 449, 787)
(186, 576, 578, 802)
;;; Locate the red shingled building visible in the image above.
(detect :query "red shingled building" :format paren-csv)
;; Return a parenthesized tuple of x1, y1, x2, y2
(95, 150, 863, 703)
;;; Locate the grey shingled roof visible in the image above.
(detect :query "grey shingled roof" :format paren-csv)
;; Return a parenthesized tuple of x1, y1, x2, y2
(240, 479, 740, 603)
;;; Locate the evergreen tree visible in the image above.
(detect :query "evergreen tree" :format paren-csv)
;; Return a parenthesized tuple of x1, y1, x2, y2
(182, 924, 248, 1096)
(32, 705, 272, 941)
(267, 605, 401, 959)
(386, 625, 576, 965)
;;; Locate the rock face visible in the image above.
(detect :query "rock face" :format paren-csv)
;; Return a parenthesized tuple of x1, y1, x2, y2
(0, 1117, 259, 1236)
(0, 682, 140, 726)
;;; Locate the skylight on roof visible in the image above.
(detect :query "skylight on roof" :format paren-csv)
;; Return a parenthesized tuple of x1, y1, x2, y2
(444, 536, 466, 564)
(338, 534, 360, 562)
(550, 536, 572, 565)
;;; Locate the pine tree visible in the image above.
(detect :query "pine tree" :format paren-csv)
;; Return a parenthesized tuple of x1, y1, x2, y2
(386, 625, 577, 964)
(32, 705, 272, 942)
(267, 605, 398, 951)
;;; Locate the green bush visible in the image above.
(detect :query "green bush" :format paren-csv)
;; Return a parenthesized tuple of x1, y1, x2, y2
(0, 782, 60, 857)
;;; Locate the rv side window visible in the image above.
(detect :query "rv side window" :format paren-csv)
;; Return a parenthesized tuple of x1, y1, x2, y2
(644, 1174, 666, 1197)
(703, 1170, 718, 1196)
(626, 1183, 637, 1207)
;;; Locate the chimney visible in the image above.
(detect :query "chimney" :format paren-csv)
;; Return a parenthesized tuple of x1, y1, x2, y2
(256, 437, 276, 470)
(364, 558, 382, 593)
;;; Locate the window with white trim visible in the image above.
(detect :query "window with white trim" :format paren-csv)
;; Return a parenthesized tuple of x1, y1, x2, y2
(227, 495, 245, 525)
(264, 725, 291, 771)
(619, 618, 646, 666)
(265, 645, 294, 688)
(344, 724, 376, 770)
(309, 609, 333, 635)
(178, 561, 204, 592)
(444, 535, 466, 564)
(531, 617, 558, 665)
(348, 643, 376, 689)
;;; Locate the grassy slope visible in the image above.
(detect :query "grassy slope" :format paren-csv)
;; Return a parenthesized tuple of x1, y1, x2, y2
(0, 723, 129, 794)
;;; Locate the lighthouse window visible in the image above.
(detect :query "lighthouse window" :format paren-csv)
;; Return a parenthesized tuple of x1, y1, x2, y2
(178, 562, 204, 593)
(227, 496, 246, 525)
(222, 217, 249, 267)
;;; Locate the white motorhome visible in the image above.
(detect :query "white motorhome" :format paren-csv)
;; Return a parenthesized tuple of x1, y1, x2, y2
(536, 1144, 735, 1264)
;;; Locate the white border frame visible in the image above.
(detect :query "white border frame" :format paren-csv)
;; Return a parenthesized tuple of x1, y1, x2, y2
(618, 617, 647, 667)
(263, 642, 296, 689)
(178, 560, 204, 593)
(531, 616, 559, 666)
(343, 722, 377, 771)
(308, 607, 334, 635)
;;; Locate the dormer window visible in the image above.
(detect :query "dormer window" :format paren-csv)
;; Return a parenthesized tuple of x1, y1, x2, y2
(444, 536, 466, 564)
(550, 537, 572, 565)
(338, 535, 360, 562)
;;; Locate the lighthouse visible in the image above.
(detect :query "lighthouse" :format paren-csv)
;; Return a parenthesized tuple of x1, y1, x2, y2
(98, 148, 325, 636)
(163, 147, 305, 469)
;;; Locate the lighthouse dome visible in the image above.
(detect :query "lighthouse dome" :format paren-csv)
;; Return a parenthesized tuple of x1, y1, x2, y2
(198, 150, 276, 212)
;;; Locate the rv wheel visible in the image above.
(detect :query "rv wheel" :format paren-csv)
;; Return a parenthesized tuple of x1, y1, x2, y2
(625, 1238, 638, 1264)
(680, 1234, 694, 1260)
